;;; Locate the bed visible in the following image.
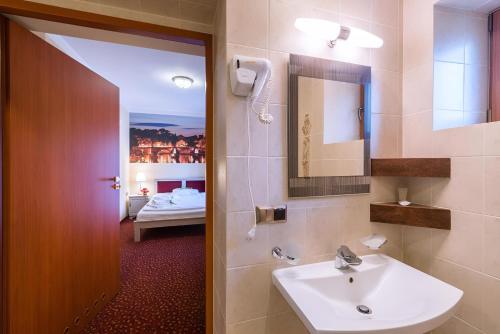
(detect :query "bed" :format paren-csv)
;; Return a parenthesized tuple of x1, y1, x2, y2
(133, 179, 206, 242)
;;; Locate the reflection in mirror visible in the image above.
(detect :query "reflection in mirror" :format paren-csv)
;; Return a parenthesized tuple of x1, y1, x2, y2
(288, 54, 371, 197)
(297, 77, 364, 177)
(433, 0, 500, 130)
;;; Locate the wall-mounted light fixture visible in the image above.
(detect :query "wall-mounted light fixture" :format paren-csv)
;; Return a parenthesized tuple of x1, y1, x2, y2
(172, 75, 194, 88)
(294, 18, 384, 49)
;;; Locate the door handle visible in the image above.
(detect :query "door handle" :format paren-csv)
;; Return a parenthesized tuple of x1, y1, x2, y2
(111, 183, 121, 190)
(110, 176, 120, 182)
(357, 107, 364, 121)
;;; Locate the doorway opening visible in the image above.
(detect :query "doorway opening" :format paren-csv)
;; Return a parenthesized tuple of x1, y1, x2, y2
(1, 8, 212, 334)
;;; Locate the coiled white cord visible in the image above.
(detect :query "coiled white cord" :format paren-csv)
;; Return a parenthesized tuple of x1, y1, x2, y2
(246, 78, 273, 125)
(246, 77, 273, 240)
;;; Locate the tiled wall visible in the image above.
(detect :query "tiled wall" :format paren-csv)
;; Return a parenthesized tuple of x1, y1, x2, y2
(215, 0, 405, 332)
(403, 1, 500, 333)
(28, 0, 216, 33)
(433, 5, 489, 130)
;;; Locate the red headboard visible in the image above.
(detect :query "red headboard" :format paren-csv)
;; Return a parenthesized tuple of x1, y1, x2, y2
(157, 180, 182, 193)
(186, 180, 205, 192)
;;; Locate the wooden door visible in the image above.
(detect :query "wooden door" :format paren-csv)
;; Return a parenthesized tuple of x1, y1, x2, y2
(4, 18, 120, 333)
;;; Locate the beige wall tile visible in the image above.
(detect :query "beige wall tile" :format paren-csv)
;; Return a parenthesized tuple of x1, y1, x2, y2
(226, 317, 266, 334)
(432, 211, 484, 271)
(279, 0, 340, 12)
(268, 158, 287, 206)
(402, 0, 434, 71)
(371, 69, 402, 116)
(268, 105, 287, 158)
(227, 212, 270, 268)
(139, 0, 180, 17)
(371, 23, 400, 72)
(432, 157, 484, 213)
(402, 63, 433, 116)
(179, 0, 215, 24)
(306, 206, 343, 257)
(482, 275, 500, 333)
(402, 111, 434, 157)
(484, 121, 500, 156)
(226, 265, 272, 323)
(485, 157, 500, 217)
(484, 216, 500, 279)
(340, 0, 372, 21)
(403, 226, 433, 273)
(269, 51, 289, 106)
(227, 0, 268, 49)
(434, 316, 482, 334)
(265, 312, 309, 334)
(371, 114, 401, 158)
(432, 124, 484, 158)
(371, 0, 399, 27)
(226, 157, 268, 212)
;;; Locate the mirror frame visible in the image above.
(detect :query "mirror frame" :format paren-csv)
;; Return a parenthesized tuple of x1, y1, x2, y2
(288, 54, 371, 197)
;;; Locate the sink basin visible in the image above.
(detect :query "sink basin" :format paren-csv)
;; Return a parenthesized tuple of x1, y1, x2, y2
(272, 254, 463, 334)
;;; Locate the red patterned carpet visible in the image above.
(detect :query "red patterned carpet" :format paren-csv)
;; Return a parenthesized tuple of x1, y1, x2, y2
(85, 219, 205, 333)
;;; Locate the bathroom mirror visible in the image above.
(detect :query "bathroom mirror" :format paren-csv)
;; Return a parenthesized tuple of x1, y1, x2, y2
(433, 0, 500, 130)
(288, 54, 371, 197)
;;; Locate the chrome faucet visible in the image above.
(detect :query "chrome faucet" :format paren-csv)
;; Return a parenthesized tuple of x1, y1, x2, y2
(335, 245, 362, 270)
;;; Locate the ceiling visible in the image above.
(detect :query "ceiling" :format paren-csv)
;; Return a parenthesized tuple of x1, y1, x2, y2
(437, 0, 500, 13)
(47, 33, 206, 117)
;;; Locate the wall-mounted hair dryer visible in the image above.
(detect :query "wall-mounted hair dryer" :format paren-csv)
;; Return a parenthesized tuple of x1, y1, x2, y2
(229, 55, 273, 124)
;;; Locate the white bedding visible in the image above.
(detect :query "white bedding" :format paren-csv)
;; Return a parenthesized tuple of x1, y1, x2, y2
(136, 191, 206, 223)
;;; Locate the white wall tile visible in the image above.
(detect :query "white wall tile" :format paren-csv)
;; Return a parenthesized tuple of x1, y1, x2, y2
(434, 8, 465, 63)
(433, 61, 464, 111)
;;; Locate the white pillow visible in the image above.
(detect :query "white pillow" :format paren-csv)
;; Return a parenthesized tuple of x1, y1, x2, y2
(172, 187, 199, 196)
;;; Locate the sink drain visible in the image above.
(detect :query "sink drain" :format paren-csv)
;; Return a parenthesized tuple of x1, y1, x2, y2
(356, 305, 372, 314)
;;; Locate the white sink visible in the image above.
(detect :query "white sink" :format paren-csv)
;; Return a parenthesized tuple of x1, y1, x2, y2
(272, 254, 463, 334)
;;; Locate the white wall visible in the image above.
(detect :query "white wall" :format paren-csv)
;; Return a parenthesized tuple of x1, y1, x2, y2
(128, 163, 206, 195)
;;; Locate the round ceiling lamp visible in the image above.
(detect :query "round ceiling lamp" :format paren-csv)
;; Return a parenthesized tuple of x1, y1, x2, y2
(172, 75, 194, 88)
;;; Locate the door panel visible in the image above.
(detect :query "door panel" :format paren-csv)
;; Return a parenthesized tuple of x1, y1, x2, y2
(5, 19, 119, 333)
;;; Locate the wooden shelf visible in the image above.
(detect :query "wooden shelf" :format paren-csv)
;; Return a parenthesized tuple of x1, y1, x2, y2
(371, 158, 450, 177)
(370, 202, 451, 230)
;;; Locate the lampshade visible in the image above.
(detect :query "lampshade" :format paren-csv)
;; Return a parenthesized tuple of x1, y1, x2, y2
(294, 18, 383, 49)
(136, 172, 146, 182)
(294, 18, 341, 42)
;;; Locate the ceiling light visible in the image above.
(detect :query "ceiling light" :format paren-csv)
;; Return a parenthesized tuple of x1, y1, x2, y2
(172, 75, 194, 88)
(294, 18, 383, 49)
(344, 26, 384, 48)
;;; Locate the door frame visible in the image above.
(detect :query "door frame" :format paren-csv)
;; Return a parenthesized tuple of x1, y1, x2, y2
(0, 1, 214, 333)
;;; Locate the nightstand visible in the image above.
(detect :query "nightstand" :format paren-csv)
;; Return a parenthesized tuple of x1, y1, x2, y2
(128, 194, 150, 218)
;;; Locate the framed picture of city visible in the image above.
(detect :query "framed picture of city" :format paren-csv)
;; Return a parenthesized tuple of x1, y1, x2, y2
(130, 113, 206, 163)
